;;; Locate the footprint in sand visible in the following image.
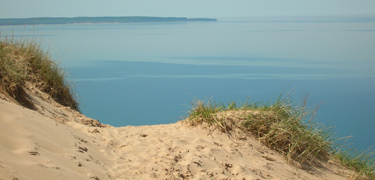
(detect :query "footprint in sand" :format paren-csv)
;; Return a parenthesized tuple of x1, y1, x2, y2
(29, 151, 39, 156)
(78, 146, 88, 153)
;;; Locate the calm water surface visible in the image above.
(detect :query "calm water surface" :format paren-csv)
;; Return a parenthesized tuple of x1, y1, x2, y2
(2, 17, 374, 151)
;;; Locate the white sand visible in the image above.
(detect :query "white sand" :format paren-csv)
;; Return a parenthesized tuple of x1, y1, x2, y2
(0, 90, 355, 180)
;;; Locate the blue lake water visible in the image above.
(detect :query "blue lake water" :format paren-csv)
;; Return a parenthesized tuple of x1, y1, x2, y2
(2, 17, 375, 151)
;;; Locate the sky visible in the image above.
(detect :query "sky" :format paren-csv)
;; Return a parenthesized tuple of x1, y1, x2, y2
(1, 0, 375, 19)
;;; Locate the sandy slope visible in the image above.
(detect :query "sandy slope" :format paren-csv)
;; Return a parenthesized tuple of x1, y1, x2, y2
(0, 90, 354, 180)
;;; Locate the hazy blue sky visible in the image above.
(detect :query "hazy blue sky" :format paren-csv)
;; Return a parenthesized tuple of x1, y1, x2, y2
(1, 0, 375, 19)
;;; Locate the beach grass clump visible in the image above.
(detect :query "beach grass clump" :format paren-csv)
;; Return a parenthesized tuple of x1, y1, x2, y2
(186, 95, 332, 164)
(184, 95, 375, 178)
(186, 98, 225, 126)
(0, 34, 79, 111)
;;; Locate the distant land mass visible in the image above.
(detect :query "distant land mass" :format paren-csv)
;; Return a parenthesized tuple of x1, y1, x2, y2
(0, 16, 217, 26)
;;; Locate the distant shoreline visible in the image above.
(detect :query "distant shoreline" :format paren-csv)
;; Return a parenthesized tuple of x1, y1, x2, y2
(0, 16, 217, 26)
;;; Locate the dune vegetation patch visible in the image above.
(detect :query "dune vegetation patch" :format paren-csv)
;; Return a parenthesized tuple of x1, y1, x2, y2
(184, 94, 375, 179)
(0, 34, 79, 111)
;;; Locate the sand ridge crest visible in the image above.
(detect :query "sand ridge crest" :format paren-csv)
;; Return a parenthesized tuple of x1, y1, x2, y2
(0, 90, 355, 179)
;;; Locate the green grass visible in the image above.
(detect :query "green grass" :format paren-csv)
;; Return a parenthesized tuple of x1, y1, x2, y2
(0, 33, 79, 111)
(184, 95, 375, 179)
(333, 146, 375, 179)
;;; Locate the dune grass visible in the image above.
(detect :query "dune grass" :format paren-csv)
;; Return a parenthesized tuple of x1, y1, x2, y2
(184, 95, 374, 179)
(0, 33, 79, 111)
(333, 146, 375, 179)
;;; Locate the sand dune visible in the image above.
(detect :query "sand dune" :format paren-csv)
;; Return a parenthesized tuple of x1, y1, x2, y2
(0, 89, 354, 180)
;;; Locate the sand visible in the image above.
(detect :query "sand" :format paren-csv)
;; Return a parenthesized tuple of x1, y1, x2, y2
(0, 89, 355, 180)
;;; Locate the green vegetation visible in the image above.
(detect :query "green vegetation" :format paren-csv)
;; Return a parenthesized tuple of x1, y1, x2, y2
(184, 95, 374, 179)
(0, 34, 79, 111)
(333, 146, 375, 179)
(0, 16, 217, 26)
